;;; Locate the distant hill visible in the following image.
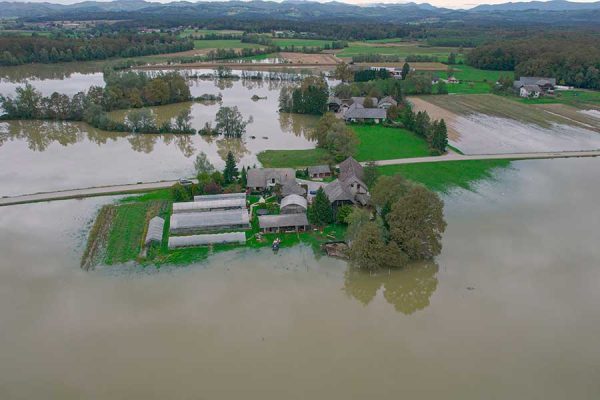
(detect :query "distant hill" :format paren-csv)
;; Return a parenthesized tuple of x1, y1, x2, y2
(471, 0, 600, 12)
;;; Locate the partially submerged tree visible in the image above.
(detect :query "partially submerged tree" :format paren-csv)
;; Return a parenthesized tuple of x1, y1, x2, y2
(214, 106, 250, 138)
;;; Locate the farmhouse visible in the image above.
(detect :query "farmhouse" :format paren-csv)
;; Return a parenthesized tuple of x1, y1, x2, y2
(280, 194, 308, 214)
(247, 168, 296, 192)
(258, 213, 310, 233)
(308, 165, 331, 179)
(514, 77, 556, 94)
(281, 180, 307, 197)
(446, 76, 459, 84)
(343, 103, 387, 123)
(519, 85, 542, 98)
(324, 157, 370, 209)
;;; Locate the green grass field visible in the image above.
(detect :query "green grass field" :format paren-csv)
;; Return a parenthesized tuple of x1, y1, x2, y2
(337, 42, 460, 59)
(273, 38, 332, 48)
(180, 29, 244, 37)
(377, 159, 512, 193)
(258, 148, 330, 168)
(516, 89, 600, 107)
(193, 39, 262, 50)
(351, 125, 430, 161)
(436, 65, 513, 94)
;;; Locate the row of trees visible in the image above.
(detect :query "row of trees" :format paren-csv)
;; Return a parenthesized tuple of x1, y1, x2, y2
(401, 107, 448, 154)
(0, 34, 193, 66)
(346, 175, 446, 271)
(466, 33, 600, 89)
(278, 76, 329, 115)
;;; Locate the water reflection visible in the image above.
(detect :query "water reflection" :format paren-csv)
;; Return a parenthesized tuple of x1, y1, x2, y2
(344, 263, 439, 315)
(216, 138, 249, 162)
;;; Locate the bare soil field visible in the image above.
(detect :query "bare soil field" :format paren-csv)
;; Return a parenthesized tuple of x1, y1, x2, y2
(410, 94, 600, 154)
(279, 52, 341, 64)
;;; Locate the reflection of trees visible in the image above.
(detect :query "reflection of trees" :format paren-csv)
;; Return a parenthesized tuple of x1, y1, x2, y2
(1, 120, 83, 151)
(163, 134, 196, 158)
(279, 112, 315, 138)
(128, 133, 158, 153)
(344, 262, 439, 315)
(216, 138, 249, 162)
(214, 77, 234, 90)
(0, 63, 102, 82)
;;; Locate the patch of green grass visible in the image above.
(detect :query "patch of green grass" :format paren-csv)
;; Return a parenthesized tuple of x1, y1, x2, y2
(273, 38, 332, 48)
(104, 203, 149, 264)
(445, 81, 494, 94)
(377, 159, 512, 193)
(515, 89, 600, 107)
(351, 125, 430, 161)
(193, 39, 262, 50)
(258, 148, 330, 168)
(338, 43, 459, 58)
(119, 189, 172, 203)
(439, 65, 512, 82)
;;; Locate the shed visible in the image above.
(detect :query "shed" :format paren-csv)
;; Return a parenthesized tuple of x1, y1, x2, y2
(308, 165, 331, 179)
(168, 232, 246, 249)
(144, 216, 164, 246)
(170, 210, 250, 234)
(280, 194, 308, 214)
(258, 213, 310, 233)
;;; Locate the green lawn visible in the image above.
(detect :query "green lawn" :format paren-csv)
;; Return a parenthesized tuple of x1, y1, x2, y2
(439, 65, 513, 82)
(377, 159, 512, 193)
(351, 125, 430, 161)
(516, 89, 600, 107)
(273, 38, 332, 48)
(258, 148, 330, 168)
(193, 39, 262, 50)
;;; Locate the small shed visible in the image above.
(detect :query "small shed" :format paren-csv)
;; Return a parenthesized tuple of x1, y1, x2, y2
(308, 165, 332, 179)
(258, 213, 310, 233)
(280, 194, 308, 214)
(145, 216, 164, 246)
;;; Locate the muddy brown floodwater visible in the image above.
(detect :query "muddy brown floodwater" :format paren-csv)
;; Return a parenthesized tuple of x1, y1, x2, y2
(1, 157, 599, 398)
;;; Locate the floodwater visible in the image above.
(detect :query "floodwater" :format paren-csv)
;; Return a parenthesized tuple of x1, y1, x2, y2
(1, 157, 600, 398)
(0, 68, 318, 196)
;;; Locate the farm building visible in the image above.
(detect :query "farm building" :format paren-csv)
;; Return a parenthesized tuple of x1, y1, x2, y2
(446, 76, 459, 84)
(258, 213, 310, 233)
(343, 103, 387, 123)
(324, 157, 370, 210)
(280, 194, 308, 214)
(168, 232, 246, 249)
(247, 168, 296, 192)
(144, 216, 165, 246)
(170, 210, 250, 234)
(339, 156, 364, 181)
(194, 192, 246, 202)
(514, 77, 556, 93)
(378, 96, 397, 109)
(172, 197, 246, 213)
(519, 85, 542, 98)
(308, 165, 331, 179)
(281, 181, 306, 197)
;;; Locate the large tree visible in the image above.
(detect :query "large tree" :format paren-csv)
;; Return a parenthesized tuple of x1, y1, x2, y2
(214, 106, 249, 138)
(430, 119, 448, 153)
(308, 187, 333, 226)
(223, 151, 239, 184)
(348, 222, 408, 271)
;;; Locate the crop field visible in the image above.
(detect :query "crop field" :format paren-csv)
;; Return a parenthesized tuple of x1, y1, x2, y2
(336, 42, 461, 59)
(410, 94, 600, 154)
(180, 29, 244, 37)
(273, 38, 332, 48)
(193, 39, 262, 50)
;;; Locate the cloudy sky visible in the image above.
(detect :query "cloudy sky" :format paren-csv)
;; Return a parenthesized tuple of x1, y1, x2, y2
(5, 0, 599, 10)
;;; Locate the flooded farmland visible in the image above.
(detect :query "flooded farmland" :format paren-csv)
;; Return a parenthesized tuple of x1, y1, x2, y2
(1, 157, 600, 398)
(410, 94, 600, 154)
(0, 68, 319, 196)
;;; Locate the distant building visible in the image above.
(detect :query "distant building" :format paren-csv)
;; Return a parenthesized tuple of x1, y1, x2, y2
(247, 168, 296, 192)
(280, 194, 308, 214)
(327, 96, 342, 113)
(514, 77, 556, 95)
(308, 165, 332, 179)
(520, 85, 542, 98)
(377, 96, 397, 109)
(446, 76, 459, 84)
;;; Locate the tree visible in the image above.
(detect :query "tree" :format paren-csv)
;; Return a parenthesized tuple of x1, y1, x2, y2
(308, 187, 333, 226)
(336, 204, 354, 224)
(324, 123, 359, 161)
(348, 221, 408, 271)
(447, 52, 457, 65)
(362, 96, 374, 108)
(362, 161, 380, 189)
(430, 119, 448, 153)
(174, 108, 193, 132)
(310, 112, 338, 147)
(401, 62, 411, 80)
(345, 207, 372, 242)
(386, 185, 446, 260)
(194, 151, 215, 176)
(414, 111, 431, 139)
(171, 183, 192, 202)
(371, 174, 412, 210)
(126, 108, 156, 133)
(333, 63, 354, 82)
(214, 106, 249, 137)
(436, 81, 448, 95)
(223, 151, 239, 184)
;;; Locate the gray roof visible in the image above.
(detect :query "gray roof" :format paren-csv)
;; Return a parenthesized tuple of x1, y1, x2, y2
(168, 232, 246, 249)
(324, 179, 355, 203)
(281, 181, 306, 197)
(308, 165, 331, 175)
(521, 84, 542, 93)
(351, 97, 379, 107)
(327, 96, 342, 105)
(339, 156, 364, 181)
(344, 103, 387, 120)
(170, 210, 250, 232)
(378, 96, 397, 107)
(144, 216, 164, 245)
(194, 192, 246, 201)
(514, 76, 556, 88)
(173, 198, 246, 213)
(258, 213, 309, 229)
(247, 168, 296, 188)
(281, 194, 307, 210)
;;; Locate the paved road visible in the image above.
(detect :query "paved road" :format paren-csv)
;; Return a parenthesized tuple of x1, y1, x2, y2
(1, 150, 599, 207)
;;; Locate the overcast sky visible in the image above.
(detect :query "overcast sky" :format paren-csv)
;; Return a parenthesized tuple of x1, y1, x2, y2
(6, 0, 600, 11)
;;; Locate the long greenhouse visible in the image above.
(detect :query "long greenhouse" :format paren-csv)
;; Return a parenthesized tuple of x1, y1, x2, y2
(168, 232, 247, 249)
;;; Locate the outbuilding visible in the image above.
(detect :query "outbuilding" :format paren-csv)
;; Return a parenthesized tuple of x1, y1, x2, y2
(144, 216, 164, 246)
(308, 165, 332, 179)
(258, 214, 310, 233)
(280, 194, 308, 214)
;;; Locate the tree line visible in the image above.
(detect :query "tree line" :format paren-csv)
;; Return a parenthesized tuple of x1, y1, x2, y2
(0, 33, 193, 66)
(466, 33, 600, 89)
(278, 76, 329, 115)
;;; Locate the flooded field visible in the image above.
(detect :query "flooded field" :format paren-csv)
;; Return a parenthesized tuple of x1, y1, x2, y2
(0, 68, 319, 196)
(411, 95, 600, 154)
(0, 157, 599, 398)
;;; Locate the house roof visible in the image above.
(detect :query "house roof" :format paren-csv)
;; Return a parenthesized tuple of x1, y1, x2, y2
(281, 194, 308, 210)
(515, 76, 556, 88)
(258, 213, 309, 229)
(351, 97, 379, 107)
(344, 103, 387, 120)
(339, 156, 364, 181)
(522, 84, 542, 93)
(169, 232, 246, 249)
(145, 216, 164, 245)
(378, 96, 397, 106)
(308, 165, 331, 175)
(170, 210, 249, 231)
(281, 181, 306, 197)
(324, 179, 355, 203)
(247, 168, 296, 188)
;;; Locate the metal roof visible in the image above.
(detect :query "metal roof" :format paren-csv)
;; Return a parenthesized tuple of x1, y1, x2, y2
(144, 216, 164, 245)
(194, 192, 246, 201)
(173, 198, 246, 213)
(168, 232, 246, 249)
(344, 103, 387, 120)
(259, 213, 309, 229)
(281, 194, 307, 210)
(308, 165, 331, 175)
(170, 210, 250, 232)
(247, 168, 296, 188)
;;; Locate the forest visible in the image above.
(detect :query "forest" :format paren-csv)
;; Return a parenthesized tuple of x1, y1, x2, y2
(0, 33, 193, 66)
(466, 33, 600, 89)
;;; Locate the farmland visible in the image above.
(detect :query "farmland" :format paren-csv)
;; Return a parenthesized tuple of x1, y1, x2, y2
(336, 42, 462, 60)
(273, 38, 333, 48)
(192, 39, 262, 50)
